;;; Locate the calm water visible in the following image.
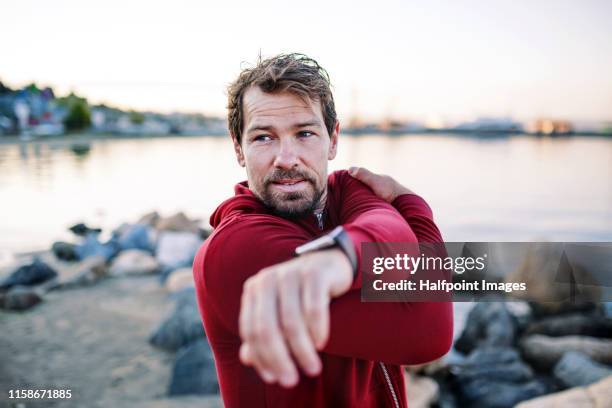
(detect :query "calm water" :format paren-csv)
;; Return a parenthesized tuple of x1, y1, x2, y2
(1, 133, 611, 261)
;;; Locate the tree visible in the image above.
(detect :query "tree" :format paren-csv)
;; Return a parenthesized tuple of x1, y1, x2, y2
(63, 99, 91, 131)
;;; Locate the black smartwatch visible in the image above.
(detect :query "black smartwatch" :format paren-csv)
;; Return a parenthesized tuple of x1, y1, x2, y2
(294, 226, 358, 279)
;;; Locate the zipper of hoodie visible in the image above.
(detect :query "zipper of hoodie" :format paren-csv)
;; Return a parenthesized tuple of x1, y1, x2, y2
(315, 211, 324, 230)
(379, 362, 400, 408)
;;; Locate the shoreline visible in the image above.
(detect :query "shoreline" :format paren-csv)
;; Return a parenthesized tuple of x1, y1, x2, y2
(1, 130, 611, 146)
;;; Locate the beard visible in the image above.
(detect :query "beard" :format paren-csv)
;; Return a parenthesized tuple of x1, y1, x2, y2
(258, 168, 325, 220)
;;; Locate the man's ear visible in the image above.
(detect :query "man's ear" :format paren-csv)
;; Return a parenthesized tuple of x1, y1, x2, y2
(327, 121, 340, 160)
(231, 133, 246, 167)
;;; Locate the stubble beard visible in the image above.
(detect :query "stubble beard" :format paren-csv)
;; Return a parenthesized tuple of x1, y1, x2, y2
(257, 169, 326, 220)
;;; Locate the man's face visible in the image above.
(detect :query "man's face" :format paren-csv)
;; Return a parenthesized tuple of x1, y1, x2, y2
(232, 87, 339, 218)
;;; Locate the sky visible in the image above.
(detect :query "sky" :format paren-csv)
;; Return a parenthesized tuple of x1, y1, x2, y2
(1, 0, 611, 123)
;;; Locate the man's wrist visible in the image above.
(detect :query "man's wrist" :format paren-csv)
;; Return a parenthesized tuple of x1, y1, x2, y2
(295, 226, 358, 280)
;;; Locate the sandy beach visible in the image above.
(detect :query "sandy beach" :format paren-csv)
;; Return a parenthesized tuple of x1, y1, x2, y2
(0, 253, 222, 408)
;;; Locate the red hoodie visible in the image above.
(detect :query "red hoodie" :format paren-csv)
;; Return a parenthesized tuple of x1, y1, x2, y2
(193, 170, 453, 408)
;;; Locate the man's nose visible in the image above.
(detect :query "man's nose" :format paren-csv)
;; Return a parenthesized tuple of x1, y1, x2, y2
(273, 137, 300, 169)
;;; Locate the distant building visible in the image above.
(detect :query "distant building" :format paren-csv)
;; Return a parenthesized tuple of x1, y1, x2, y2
(526, 119, 573, 135)
(454, 117, 523, 133)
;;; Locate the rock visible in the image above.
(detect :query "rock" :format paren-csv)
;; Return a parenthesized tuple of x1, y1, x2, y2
(516, 375, 612, 408)
(603, 302, 612, 318)
(505, 300, 533, 330)
(155, 231, 203, 272)
(168, 339, 219, 396)
(0, 286, 43, 310)
(525, 313, 612, 338)
(455, 302, 517, 354)
(457, 378, 548, 408)
(528, 302, 598, 318)
(451, 347, 548, 408)
(149, 288, 204, 351)
(0, 258, 58, 291)
(113, 223, 157, 253)
(156, 212, 201, 233)
(515, 385, 591, 408)
(404, 371, 439, 408)
(454, 347, 535, 383)
(51, 241, 79, 261)
(69, 222, 102, 237)
(109, 250, 159, 276)
(54, 255, 108, 289)
(505, 243, 601, 314)
(520, 334, 612, 370)
(165, 268, 195, 293)
(137, 211, 160, 226)
(553, 351, 612, 388)
(74, 232, 121, 262)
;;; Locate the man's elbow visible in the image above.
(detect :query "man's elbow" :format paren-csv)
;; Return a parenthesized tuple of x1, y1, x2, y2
(399, 303, 454, 365)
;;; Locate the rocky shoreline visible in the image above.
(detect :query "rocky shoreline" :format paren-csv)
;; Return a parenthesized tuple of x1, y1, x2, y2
(1, 212, 611, 407)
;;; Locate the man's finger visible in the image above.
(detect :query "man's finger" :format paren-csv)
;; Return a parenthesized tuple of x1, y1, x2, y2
(252, 278, 299, 387)
(278, 272, 322, 376)
(348, 166, 376, 184)
(302, 276, 330, 350)
(240, 343, 275, 383)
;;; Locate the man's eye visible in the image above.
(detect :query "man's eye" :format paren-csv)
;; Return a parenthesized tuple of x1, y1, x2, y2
(254, 135, 271, 142)
(298, 131, 314, 138)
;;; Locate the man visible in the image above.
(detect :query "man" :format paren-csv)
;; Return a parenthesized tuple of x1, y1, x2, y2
(193, 53, 452, 407)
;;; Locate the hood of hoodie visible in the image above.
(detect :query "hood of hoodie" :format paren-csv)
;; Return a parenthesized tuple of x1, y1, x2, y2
(209, 181, 269, 228)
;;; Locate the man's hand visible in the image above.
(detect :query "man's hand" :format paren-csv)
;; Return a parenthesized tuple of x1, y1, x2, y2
(348, 166, 414, 203)
(238, 248, 353, 387)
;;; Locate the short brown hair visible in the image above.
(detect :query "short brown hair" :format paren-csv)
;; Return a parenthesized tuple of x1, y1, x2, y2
(227, 53, 337, 144)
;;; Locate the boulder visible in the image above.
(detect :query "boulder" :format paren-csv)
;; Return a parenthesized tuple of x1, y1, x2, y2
(149, 288, 204, 351)
(520, 334, 612, 370)
(51, 241, 79, 261)
(452, 347, 548, 408)
(156, 212, 201, 233)
(137, 211, 160, 226)
(603, 302, 612, 318)
(515, 385, 591, 408)
(457, 378, 548, 408)
(109, 250, 159, 276)
(168, 339, 219, 396)
(525, 313, 612, 338)
(528, 301, 598, 318)
(0, 258, 58, 291)
(165, 268, 195, 293)
(553, 351, 612, 388)
(516, 375, 612, 408)
(505, 243, 601, 315)
(455, 302, 517, 354)
(74, 232, 121, 261)
(454, 347, 535, 383)
(68, 222, 102, 237)
(155, 231, 202, 272)
(0, 286, 43, 310)
(112, 223, 157, 253)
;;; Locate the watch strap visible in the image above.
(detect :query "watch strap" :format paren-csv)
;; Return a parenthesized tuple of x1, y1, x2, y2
(295, 226, 358, 279)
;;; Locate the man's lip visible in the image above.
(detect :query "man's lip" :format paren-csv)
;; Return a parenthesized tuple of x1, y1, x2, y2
(272, 179, 306, 185)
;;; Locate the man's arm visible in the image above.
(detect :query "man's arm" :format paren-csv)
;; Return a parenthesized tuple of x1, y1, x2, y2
(319, 169, 451, 364)
(235, 171, 452, 386)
